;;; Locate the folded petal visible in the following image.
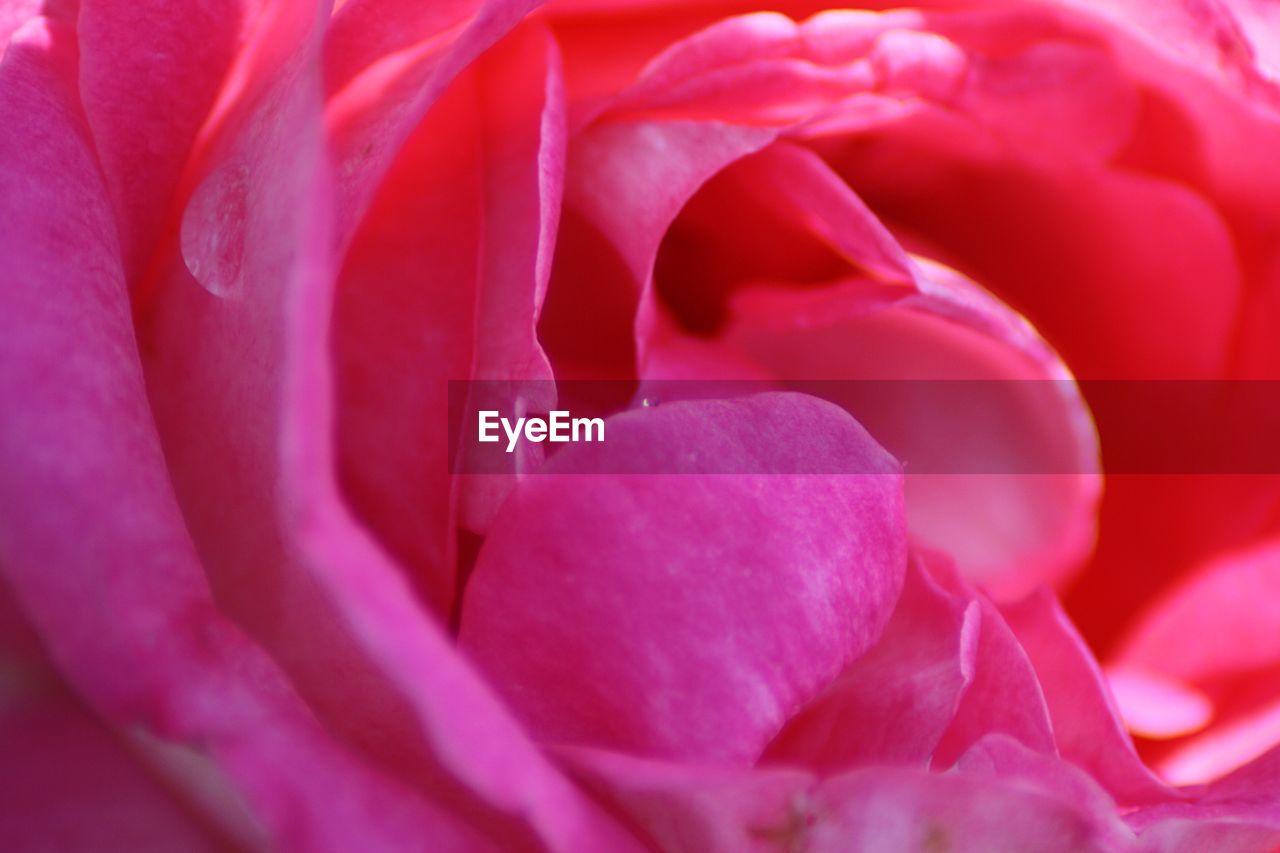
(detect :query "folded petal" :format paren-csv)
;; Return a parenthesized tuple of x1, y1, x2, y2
(135, 6, 630, 848)
(0, 20, 509, 849)
(78, 0, 249, 280)
(930, 579, 1058, 768)
(764, 551, 978, 771)
(717, 174, 1100, 596)
(460, 393, 906, 764)
(334, 19, 563, 610)
(1002, 590, 1175, 805)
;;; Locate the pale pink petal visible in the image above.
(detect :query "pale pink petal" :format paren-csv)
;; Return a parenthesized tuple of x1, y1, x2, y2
(1135, 819, 1280, 853)
(809, 762, 1133, 852)
(460, 393, 906, 764)
(1119, 538, 1280, 683)
(0, 0, 40, 60)
(1127, 745, 1280, 840)
(1157, 698, 1280, 787)
(954, 734, 1123, 827)
(1106, 665, 1214, 741)
(560, 737, 1133, 852)
(764, 551, 979, 771)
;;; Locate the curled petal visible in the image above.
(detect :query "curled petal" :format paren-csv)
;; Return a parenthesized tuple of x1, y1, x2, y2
(460, 393, 905, 764)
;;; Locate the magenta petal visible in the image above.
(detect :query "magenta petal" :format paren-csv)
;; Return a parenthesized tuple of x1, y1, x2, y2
(460, 393, 906, 764)
(764, 551, 978, 771)
(1002, 590, 1175, 805)
(557, 747, 815, 852)
(133, 6, 630, 849)
(0, 22, 503, 849)
(931, 594, 1057, 768)
(0, 687, 225, 852)
(78, 0, 247, 280)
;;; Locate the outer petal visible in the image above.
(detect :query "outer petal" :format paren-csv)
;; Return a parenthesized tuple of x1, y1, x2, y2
(459, 393, 906, 764)
(930, 570, 1059, 767)
(0, 20, 498, 850)
(0, 687, 225, 852)
(78, 0, 249, 280)
(138, 4, 632, 849)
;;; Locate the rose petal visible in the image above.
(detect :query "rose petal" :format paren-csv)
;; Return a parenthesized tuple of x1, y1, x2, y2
(334, 20, 564, 610)
(1002, 589, 1175, 805)
(1106, 665, 1214, 741)
(0, 21, 505, 849)
(931, 582, 1058, 768)
(764, 551, 979, 771)
(722, 232, 1100, 595)
(809, 762, 1132, 852)
(78, 0, 248, 280)
(0, 0, 40, 59)
(136, 5, 631, 848)
(557, 747, 815, 853)
(0, 687, 225, 852)
(460, 393, 905, 764)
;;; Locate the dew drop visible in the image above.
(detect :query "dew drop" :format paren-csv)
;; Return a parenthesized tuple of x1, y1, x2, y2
(181, 162, 249, 298)
(640, 397, 659, 408)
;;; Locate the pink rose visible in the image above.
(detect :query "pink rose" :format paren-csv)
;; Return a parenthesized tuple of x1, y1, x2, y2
(3, 0, 1280, 850)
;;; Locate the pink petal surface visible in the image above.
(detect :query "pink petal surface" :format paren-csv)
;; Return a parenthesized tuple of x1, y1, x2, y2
(1111, 539, 1280, 783)
(334, 19, 563, 611)
(138, 2, 633, 848)
(558, 747, 816, 853)
(808, 763, 1131, 853)
(0, 685, 225, 852)
(1002, 589, 1175, 806)
(0, 19, 504, 850)
(460, 393, 905, 764)
(717, 161, 1100, 597)
(764, 551, 979, 771)
(78, 0, 249, 281)
(930, 574, 1058, 768)
(1120, 538, 1280, 684)
(561, 734, 1135, 852)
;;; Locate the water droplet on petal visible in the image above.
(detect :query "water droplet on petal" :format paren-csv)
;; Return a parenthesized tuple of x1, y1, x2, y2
(181, 162, 249, 298)
(640, 397, 659, 408)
